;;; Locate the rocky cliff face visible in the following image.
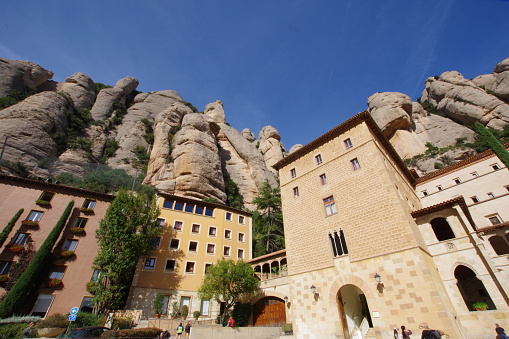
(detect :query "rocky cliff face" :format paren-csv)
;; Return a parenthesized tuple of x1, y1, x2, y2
(1, 57, 508, 204)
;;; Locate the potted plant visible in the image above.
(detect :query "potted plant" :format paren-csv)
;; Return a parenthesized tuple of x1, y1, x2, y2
(47, 278, 63, 287)
(170, 302, 179, 319)
(21, 220, 39, 227)
(193, 311, 201, 320)
(60, 250, 75, 258)
(473, 302, 488, 311)
(70, 227, 86, 235)
(80, 207, 94, 214)
(153, 294, 164, 318)
(282, 323, 293, 335)
(181, 305, 189, 319)
(34, 313, 68, 337)
(36, 199, 51, 206)
(7, 244, 25, 253)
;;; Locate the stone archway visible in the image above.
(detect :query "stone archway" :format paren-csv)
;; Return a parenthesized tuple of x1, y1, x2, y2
(337, 284, 374, 339)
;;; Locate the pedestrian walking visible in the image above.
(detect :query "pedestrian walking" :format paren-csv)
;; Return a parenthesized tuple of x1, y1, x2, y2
(496, 324, 509, 339)
(401, 325, 412, 339)
(176, 323, 184, 338)
(185, 322, 192, 339)
(159, 328, 170, 339)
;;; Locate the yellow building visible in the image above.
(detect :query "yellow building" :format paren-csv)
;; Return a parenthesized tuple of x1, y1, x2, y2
(127, 193, 252, 319)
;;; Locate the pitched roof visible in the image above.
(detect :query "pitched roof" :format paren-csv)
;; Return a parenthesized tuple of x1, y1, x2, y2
(411, 196, 477, 231)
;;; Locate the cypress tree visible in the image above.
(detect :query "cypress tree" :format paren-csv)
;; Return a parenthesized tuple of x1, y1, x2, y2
(0, 201, 74, 318)
(0, 209, 23, 249)
(475, 122, 509, 169)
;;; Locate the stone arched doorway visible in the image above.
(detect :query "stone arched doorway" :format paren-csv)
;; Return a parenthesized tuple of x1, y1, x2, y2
(252, 297, 286, 327)
(455, 265, 496, 311)
(337, 285, 374, 339)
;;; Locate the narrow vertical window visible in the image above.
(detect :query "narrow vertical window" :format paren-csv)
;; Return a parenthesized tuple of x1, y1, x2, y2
(487, 192, 495, 199)
(293, 187, 299, 198)
(422, 190, 428, 196)
(453, 178, 461, 184)
(319, 174, 328, 185)
(492, 163, 500, 171)
(344, 138, 353, 149)
(471, 196, 479, 203)
(290, 168, 296, 178)
(315, 154, 323, 165)
(350, 158, 361, 171)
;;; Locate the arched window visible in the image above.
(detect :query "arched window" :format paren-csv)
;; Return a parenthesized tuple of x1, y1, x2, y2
(454, 265, 496, 311)
(431, 217, 455, 241)
(329, 230, 348, 257)
(488, 236, 509, 255)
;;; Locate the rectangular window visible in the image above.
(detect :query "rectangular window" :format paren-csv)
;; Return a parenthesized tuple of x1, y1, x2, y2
(488, 216, 502, 225)
(437, 185, 443, 191)
(31, 294, 54, 317)
(350, 158, 361, 171)
(293, 187, 299, 198)
(185, 262, 195, 274)
(0, 261, 12, 275)
(223, 246, 231, 257)
(200, 299, 210, 316)
(185, 204, 194, 213)
(170, 239, 180, 250)
(239, 215, 245, 224)
(174, 201, 184, 211)
(205, 207, 214, 217)
(165, 259, 176, 272)
(39, 191, 55, 203)
(225, 229, 232, 239)
(49, 266, 66, 280)
(319, 173, 328, 185)
(91, 269, 101, 282)
(238, 249, 244, 260)
(14, 233, 30, 245)
(471, 172, 478, 178)
(492, 163, 501, 171)
(290, 168, 296, 178)
(73, 217, 87, 229)
(80, 297, 94, 314)
(238, 232, 245, 242)
(144, 258, 156, 270)
(163, 199, 174, 209)
(315, 154, 323, 165)
(156, 218, 166, 228)
(173, 221, 183, 231)
(323, 196, 337, 216)
(453, 178, 461, 184)
(344, 138, 353, 149)
(82, 199, 96, 209)
(207, 243, 216, 254)
(191, 224, 200, 234)
(471, 196, 479, 203)
(27, 210, 43, 222)
(63, 239, 78, 251)
(188, 241, 198, 252)
(208, 227, 217, 236)
(153, 237, 161, 248)
(422, 190, 428, 196)
(226, 212, 232, 221)
(204, 264, 212, 274)
(488, 192, 495, 199)
(195, 205, 204, 215)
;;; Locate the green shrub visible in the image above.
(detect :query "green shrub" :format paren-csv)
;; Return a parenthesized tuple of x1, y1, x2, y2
(153, 294, 164, 314)
(34, 313, 68, 328)
(0, 209, 23, 249)
(0, 323, 29, 339)
(100, 327, 161, 338)
(184, 102, 199, 113)
(0, 315, 41, 324)
(193, 311, 201, 319)
(111, 317, 133, 330)
(281, 323, 293, 333)
(181, 305, 189, 319)
(0, 90, 37, 110)
(70, 311, 106, 329)
(102, 139, 119, 159)
(232, 302, 252, 327)
(434, 162, 443, 169)
(95, 83, 113, 95)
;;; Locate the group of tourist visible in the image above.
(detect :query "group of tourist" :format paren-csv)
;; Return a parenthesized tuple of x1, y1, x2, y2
(393, 323, 508, 339)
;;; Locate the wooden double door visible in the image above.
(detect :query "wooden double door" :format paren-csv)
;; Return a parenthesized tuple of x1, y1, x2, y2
(252, 297, 286, 326)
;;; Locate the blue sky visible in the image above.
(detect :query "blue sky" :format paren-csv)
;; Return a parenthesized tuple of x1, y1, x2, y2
(1, 0, 508, 149)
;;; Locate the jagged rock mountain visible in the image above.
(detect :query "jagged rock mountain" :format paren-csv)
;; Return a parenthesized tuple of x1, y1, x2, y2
(1, 57, 508, 204)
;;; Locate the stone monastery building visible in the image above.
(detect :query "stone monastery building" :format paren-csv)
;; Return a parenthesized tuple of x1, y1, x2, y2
(273, 111, 509, 338)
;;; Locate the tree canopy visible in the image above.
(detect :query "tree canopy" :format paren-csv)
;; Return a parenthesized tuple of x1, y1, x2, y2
(252, 181, 284, 257)
(198, 259, 259, 324)
(91, 189, 161, 314)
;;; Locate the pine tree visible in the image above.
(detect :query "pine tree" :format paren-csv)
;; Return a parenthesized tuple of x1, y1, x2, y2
(252, 181, 284, 257)
(475, 122, 509, 169)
